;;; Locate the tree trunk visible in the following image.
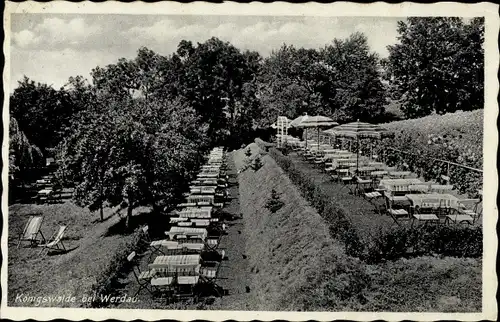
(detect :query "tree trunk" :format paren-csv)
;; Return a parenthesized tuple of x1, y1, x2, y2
(125, 202, 133, 231)
(100, 204, 104, 222)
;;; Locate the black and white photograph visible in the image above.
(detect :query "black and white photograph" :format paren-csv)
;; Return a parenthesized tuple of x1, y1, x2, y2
(1, 1, 498, 321)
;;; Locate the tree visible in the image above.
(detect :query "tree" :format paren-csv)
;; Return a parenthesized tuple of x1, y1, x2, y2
(173, 37, 260, 145)
(321, 32, 387, 122)
(259, 45, 327, 123)
(259, 34, 386, 124)
(385, 17, 484, 118)
(58, 49, 210, 228)
(9, 117, 43, 185)
(10, 77, 78, 154)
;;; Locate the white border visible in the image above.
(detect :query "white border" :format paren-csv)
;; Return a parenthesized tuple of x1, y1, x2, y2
(2, 1, 498, 321)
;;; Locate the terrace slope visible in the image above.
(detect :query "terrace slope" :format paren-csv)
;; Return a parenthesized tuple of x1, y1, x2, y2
(234, 144, 368, 311)
(234, 143, 481, 312)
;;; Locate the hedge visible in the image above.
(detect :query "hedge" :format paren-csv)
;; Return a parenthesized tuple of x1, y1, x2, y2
(366, 225, 483, 263)
(85, 226, 146, 308)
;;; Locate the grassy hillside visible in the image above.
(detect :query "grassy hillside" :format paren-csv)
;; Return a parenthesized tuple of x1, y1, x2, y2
(234, 143, 481, 312)
(379, 110, 484, 195)
(8, 203, 145, 307)
(382, 109, 483, 160)
(235, 144, 368, 311)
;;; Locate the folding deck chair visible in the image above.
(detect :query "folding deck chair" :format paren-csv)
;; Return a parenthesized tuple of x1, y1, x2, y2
(38, 225, 67, 254)
(17, 215, 45, 248)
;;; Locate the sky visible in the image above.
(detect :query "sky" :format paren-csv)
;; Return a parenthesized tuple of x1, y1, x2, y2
(10, 14, 404, 91)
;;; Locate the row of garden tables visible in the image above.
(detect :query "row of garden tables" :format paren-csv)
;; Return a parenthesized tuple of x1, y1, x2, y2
(144, 147, 229, 302)
(289, 137, 482, 226)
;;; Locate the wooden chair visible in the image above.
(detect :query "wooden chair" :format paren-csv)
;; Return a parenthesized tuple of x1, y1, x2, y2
(139, 226, 166, 261)
(127, 251, 157, 297)
(387, 206, 410, 227)
(200, 254, 225, 297)
(446, 199, 481, 225)
(412, 199, 440, 227)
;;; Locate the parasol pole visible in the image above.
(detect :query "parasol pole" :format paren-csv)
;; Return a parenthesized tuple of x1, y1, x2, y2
(305, 128, 308, 149)
(317, 127, 320, 151)
(356, 136, 360, 174)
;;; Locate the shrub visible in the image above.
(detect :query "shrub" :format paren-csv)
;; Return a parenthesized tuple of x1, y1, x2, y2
(85, 228, 145, 308)
(376, 110, 483, 196)
(252, 155, 263, 171)
(265, 189, 285, 213)
(280, 142, 293, 156)
(365, 225, 482, 263)
(255, 138, 274, 152)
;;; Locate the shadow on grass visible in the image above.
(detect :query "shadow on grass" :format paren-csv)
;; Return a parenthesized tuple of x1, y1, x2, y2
(91, 210, 119, 224)
(46, 245, 79, 256)
(214, 209, 242, 222)
(103, 210, 170, 238)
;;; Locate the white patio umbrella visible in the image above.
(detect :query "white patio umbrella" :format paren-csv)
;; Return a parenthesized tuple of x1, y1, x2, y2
(290, 113, 310, 147)
(296, 115, 338, 151)
(325, 120, 394, 172)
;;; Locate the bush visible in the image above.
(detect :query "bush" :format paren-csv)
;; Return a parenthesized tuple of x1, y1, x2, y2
(265, 189, 285, 213)
(366, 225, 482, 263)
(85, 228, 145, 308)
(255, 138, 274, 152)
(280, 142, 293, 156)
(376, 110, 483, 196)
(252, 155, 263, 171)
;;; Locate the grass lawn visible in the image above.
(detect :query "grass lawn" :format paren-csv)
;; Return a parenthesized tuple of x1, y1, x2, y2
(7, 198, 148, 308)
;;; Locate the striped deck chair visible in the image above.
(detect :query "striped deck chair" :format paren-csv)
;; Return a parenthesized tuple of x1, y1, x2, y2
(17, 215, 45, 248)
(38, 226, 67, 254)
